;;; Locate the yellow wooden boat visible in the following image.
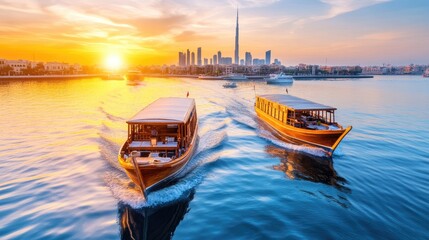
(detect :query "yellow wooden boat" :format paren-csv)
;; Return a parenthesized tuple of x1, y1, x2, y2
(255, 94, 351, 155)
(118, 97, 198, 199)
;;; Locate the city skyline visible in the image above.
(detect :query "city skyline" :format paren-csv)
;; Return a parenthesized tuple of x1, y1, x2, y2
(0, 0, 428, 66)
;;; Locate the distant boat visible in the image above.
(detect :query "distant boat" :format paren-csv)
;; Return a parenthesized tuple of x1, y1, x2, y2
(223, 74, 248, 80)
(198, 75, 224, 80)
(255, 94, 352, 155)
(126, 70, 144, 81)
(266, 73, 294, 84)
(223, 82, 237, 88)
(423, 69, 429, 77)
(118, 97, 198, 199)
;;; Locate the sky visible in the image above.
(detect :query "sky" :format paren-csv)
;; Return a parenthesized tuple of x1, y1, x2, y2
(0, 0, 428, 66)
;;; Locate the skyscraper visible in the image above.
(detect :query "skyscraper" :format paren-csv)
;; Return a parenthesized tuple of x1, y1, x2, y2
(265, 50, 271, 65)
(234, 9, 239, 65)
(217, 51, 222, 65)
(191, 52, 195, 65)
(245, 52, 252, 66)
(213, 55, 218, 65)
(186, 49, 190, 66)
(179, 52, 186, 66)
(197, 47, 202, 66)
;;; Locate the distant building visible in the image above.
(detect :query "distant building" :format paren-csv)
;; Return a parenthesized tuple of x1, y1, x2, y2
(178, 52, 186, 66)
(253, 58, 265, 65)
(217, 51, 222, 64)
(45, 62, 69, 74)
(245, 52, 252, 66)
(186, 49, 190, 66)
(225, 66, 233, 75)
(0, 59, 6, 70)
(222, 57, 232, 65)
(191, 52, 195, 66)
(6, 59, 29, 75)
(197, 47, 202, 66)
(274, 59, 281, 65)
(240, 59, 244, 65)
(204, 58, 208, 65)
(213, 55, 218, 65)
(265, 50, 271, 65)
(71, 63, 83, 74)
(210, 58, 212, 65)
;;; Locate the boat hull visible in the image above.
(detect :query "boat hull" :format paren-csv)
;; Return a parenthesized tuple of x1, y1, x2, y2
(266, 79, 293, 84)
(118, 127, 198, 194)
(255, 107, 351, 154)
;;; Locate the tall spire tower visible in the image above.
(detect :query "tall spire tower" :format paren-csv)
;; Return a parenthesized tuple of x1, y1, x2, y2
(234, 8, 239, 65)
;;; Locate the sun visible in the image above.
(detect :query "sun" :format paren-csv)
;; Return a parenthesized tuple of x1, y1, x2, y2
(104, 54, 123, 71)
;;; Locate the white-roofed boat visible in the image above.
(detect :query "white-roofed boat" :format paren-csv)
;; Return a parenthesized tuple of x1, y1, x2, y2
(255, 94, 351, 155)
(266, 73, 294, 84)
(118, 97, 198, 199)
(223, 82, 237, 88)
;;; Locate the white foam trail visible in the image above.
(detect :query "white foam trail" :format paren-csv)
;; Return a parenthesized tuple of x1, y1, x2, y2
(198, 118, 229, 136)
(258, 129, 328, 157)
(105, 152, 221, 208)
(230, 115, 258, 129)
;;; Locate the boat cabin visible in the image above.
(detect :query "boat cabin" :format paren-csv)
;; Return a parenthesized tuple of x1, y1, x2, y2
(255, 95, 342, 130)
(122, 98, 197, 163)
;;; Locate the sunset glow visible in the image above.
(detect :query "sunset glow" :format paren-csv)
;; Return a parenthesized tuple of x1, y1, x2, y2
(104, 54, 123, 71)
(0, 0, 428, 66)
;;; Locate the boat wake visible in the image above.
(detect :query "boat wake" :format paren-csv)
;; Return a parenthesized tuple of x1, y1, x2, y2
(257, 128, 328, 158)
(98, 106, 125, 122)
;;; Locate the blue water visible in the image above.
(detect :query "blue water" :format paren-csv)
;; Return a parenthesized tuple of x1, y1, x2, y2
(0, 76, 428, 239)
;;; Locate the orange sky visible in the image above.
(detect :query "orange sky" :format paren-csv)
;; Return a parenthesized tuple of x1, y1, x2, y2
(0, 0, 428, 66)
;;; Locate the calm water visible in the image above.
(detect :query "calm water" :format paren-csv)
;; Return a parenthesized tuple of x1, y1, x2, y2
(0, 76, 428, 239)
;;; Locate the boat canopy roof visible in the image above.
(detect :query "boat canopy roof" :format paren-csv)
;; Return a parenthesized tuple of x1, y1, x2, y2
(127, 97, 195, 124)
(258, 94, 336, 111)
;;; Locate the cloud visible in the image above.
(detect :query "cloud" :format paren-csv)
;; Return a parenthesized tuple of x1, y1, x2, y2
(294, 0, 391, 27)
(359, 31, 405, 41)
(320, 0, 390, 19)
(227, 0, 280, 7)
(174, 31, 214, 42)
(0, 0, 42, 14)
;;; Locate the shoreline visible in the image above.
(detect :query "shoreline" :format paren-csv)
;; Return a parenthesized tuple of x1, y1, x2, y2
(0, 74, 104, 81)
(0, 73, 376, 81)
(141, 74, 374, 79)
(292, 75, 373, 79)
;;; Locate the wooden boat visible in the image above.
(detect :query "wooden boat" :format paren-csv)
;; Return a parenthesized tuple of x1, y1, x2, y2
(126, 70, 144, 81)
(255, 94, 352, 155)
(118, 97, 198, 199)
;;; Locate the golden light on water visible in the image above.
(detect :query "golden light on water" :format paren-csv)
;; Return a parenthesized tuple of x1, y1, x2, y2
(104, 54, 124, 71)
